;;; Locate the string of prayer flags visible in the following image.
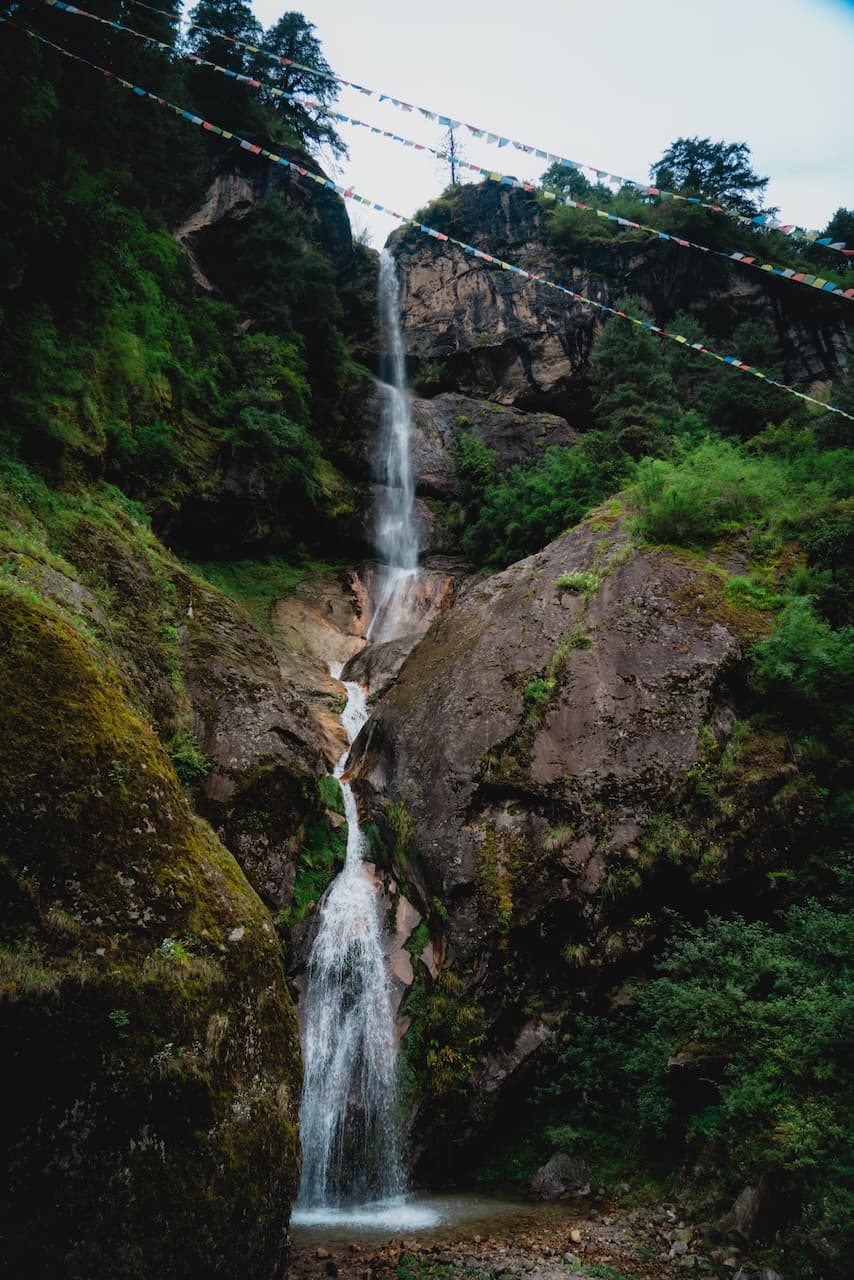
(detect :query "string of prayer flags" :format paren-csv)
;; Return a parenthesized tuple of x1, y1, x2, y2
(316, 107, 854, 305)
(4, 14, 852, 426)
(31, 0, 854, 307)
(112, 0, 854, 258)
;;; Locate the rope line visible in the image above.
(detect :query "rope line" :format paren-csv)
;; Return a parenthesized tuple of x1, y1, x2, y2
(38, 0, 854, 306)
(109, 0, 854, 257)
(3, 13, 852, 424)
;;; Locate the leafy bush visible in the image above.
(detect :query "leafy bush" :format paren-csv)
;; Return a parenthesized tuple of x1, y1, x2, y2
(632, 439, 784, 546)
(461, 444, 610, 567)
(556, 570, 602, 598)
(542, 900, 854, 1275)
(167, 728, 210, 794)
(750, 597, 854, 730)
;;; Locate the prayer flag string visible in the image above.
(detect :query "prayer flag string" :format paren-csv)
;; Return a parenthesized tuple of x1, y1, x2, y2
(110, 0, 854, 259)
(323, 112, 853, 305)
(3, 13, 852, 425)
(37, 0, 854, 307)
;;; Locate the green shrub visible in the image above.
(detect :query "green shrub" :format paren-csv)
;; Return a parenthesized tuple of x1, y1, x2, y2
(317, 774, 344, 815)
(541, 901, 854, 1275)
(462, 445, 608, 567)
(750, 596, 854, 728)
(633, 439, 782, 546)
(167, 729, 209, 793)
(556, 569, 602, 599)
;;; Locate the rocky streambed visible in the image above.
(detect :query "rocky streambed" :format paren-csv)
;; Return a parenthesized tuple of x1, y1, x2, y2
(287, 1193, 771, 1280)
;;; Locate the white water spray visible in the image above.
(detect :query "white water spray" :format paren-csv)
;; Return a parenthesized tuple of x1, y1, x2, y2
(294, 666, 404, 1212)
(367, 249, 421, 643)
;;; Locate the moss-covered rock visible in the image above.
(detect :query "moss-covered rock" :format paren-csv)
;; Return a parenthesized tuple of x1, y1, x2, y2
(0, 583, 301, 1278)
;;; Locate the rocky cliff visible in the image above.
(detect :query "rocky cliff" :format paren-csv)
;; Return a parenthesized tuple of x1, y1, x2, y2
(0, 483, 347, 1273)
(389, 184, 850, 419)
(356, 383, 579, 558)
(173, 155, 355, 294)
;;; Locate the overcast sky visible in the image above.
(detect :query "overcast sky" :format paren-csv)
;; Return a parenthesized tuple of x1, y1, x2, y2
(250, 0, 853, 248)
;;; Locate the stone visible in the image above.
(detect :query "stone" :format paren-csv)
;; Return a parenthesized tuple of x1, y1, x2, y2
(353, 511, 753, 1150)
(181, 571, 326, 910)
(716, 1176, 789, 1244)
(569, 1229, 583, 1244)
(530, 1152, 590, 1200)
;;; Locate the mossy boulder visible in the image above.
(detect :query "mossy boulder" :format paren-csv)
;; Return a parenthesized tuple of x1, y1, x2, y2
(0, 584, 301, 1278)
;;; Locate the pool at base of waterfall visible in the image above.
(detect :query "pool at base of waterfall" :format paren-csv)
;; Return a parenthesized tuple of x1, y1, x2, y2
(290, 1190, 584, 1243)
(291, 1196, 441, 1234)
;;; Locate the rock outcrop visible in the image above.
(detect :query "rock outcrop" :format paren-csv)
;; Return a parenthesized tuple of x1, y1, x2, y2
(408, 392, 579, 499)
(356, 382, 580, 556)
(0, 586, 301, 1278)
(181, 573, 326, 912)
(531, 1152, 591, 1199)
(351, 506, 807, 1163)
(173, 155, 354, 294)
(389, 184, 850, 419)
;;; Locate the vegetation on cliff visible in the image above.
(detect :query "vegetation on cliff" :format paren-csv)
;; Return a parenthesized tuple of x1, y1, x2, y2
(389, 156, 852, 1278)
(0, 4, 364, 1269)
(0, 0, 376, 562)
(0, 583, 302, 1277)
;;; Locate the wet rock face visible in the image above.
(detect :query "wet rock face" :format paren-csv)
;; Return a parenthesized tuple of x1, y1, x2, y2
(350, 509, 771, 1148)
(390, 184, 850, 418)
(0, 589, 301, 1279)
(393, 208, 595, 417)
(357, 382, 579, 555)
(408, 393, 579, 500)
(356, 512, 740, 909)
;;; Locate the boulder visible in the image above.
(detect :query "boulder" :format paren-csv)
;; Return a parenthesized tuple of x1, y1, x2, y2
(182, 571, 326, 911)
(0, 586, 301, 1278)
(717, 1175, 794, 1244)
(351, 506, 806, 1163)
(531, 1153, 591, 1199)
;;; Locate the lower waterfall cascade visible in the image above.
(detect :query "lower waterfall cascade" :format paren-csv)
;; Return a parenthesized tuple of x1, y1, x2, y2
(294, 665, 405, 1215)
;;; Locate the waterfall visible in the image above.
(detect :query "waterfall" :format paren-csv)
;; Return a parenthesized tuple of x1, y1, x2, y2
(367, 249, 421, 644)
(294, 246, 435, 1223)
(294, 666, 404, 1212)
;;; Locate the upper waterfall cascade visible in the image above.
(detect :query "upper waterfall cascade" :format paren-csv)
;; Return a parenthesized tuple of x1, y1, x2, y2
(366, 249, 422, 644)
